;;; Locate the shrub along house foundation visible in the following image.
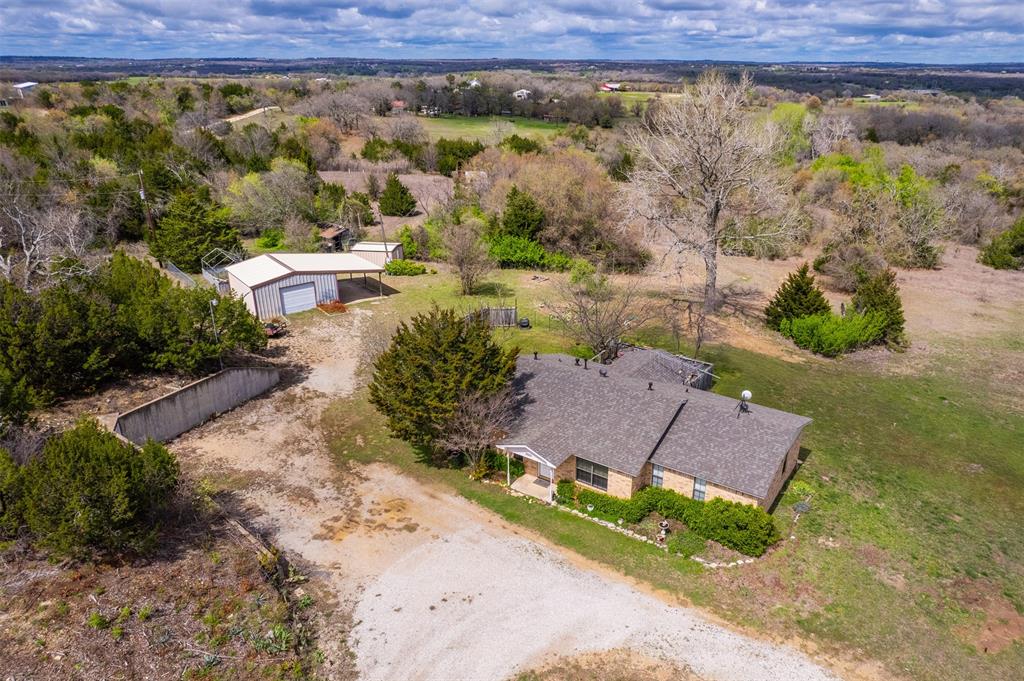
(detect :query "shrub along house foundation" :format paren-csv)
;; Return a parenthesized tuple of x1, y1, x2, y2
(498, 351, 810, 509)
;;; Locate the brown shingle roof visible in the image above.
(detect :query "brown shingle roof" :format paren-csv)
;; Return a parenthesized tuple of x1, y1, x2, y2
(500, 352, 811, 499)
(650, 388, 811, 499)
(502, 355, 682, 476)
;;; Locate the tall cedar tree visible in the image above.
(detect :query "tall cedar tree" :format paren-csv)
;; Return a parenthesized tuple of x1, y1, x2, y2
(378, 172, 418, 217)
(150, 186, 241, 272)
(502, 185, 545, 240)
(764, 263, 831, 330)
(368, 307, 518, 449)
(852, 268, 907, 348)
(4, 419, 179, 558)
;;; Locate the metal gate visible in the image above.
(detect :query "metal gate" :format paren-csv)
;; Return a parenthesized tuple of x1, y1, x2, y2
(280, 282, 316, 314)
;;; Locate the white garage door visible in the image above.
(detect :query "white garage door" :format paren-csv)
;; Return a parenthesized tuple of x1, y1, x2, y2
(280, 282, 317, 314)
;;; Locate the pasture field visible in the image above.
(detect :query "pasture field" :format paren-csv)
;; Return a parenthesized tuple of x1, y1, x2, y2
(418, 115, 565, 141)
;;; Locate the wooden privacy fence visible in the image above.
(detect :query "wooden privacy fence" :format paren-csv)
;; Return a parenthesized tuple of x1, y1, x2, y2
(466, 304, 518, 328)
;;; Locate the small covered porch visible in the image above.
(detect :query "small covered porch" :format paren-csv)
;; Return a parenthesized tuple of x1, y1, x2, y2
(498, 445, 558, 503)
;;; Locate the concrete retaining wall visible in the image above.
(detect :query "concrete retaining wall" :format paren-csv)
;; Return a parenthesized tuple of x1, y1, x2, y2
(114, 367, 280, 444)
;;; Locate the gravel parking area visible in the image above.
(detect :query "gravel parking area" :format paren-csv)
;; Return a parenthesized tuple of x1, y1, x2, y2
(351, 529, 837, 681)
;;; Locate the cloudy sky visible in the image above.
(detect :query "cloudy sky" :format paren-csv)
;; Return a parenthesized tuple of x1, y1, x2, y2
(1, 1, 1022, 63)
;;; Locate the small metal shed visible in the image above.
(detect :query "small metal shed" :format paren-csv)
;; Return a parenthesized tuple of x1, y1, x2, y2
(225, 252, 383, 319)
(348, 241, 403, 267)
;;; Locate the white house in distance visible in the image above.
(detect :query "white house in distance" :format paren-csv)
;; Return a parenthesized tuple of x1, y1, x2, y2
(599, 82, 622, 92)
(225, 252, 382, 318)
(513, 89, 531, 101)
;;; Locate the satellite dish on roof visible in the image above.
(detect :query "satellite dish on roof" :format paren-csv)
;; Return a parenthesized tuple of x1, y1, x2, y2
(737, 389, 752, 417)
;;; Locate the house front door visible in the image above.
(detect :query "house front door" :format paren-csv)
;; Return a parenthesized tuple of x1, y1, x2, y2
(539, 463, 554, 480)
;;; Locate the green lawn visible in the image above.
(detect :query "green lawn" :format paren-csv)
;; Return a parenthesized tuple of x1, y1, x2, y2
(418, 115, 565, 142)
(327, 267, 1024, 680)
(849, 98, 922, 110)
(367, 268, 583, 355)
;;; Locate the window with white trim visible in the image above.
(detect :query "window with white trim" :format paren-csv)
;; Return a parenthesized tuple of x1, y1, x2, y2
(651, 464, 664, 488)
(692, 477, 706, 501)
(575, 458, 608, 491)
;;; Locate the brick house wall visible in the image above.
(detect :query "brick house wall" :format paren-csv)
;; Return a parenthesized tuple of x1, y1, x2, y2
(602, 468, 637, 498)
(659, 466, 696, 497)
(757, 435, 803, 509)
(546, 454, 638, 499)
(658, 465, 761, 506)
(553, 456, 576, 482)
(705, 482, 759, 506)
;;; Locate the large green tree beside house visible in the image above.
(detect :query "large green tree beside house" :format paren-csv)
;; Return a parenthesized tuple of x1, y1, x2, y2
(368, 307, 518, 452)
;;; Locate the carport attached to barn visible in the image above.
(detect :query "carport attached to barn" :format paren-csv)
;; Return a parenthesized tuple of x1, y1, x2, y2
(225, 253, 383, 318)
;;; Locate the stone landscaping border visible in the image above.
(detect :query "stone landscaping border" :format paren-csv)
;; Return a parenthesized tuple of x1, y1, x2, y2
(501, 480, 770, 568)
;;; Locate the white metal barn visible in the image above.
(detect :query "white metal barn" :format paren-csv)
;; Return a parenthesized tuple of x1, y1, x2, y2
(225, 253, 383, 319)
(348, 241, 403, 267)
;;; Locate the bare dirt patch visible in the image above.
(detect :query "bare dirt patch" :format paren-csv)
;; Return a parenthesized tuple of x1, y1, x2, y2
(35, 372, 198, 432)
(952, 578, 1024, 654)
(512, 648, 702, 681)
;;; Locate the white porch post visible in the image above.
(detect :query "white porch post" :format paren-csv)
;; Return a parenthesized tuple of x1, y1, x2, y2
(506, 453, 511, 487)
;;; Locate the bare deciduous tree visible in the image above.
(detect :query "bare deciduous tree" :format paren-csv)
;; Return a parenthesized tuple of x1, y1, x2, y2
(624, 71, 783, 312)
(434, 386, 519, 475)
(226, 123, 276, 167)
(297, 91, 370, 132)
(282, 215, 320, 252)
(0, 178, 93, 290)
(487, 120, 515, 146)
(548, 270, 659, 362)
(388, 117, 428, 146)
(443, 216, 493, 295)
(807, 114, 855, 158)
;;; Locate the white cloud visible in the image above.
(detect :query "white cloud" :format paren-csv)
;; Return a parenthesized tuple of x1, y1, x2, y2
(0, 0, 1022, 62)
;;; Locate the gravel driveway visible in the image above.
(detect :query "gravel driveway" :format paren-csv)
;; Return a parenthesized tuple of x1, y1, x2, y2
(351, 528, 836, 681)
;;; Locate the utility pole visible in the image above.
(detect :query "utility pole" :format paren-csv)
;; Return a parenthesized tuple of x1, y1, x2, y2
(137, 170, 157, 244)
(209, 298, 224, 371)
(374, 204, 387, 298)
